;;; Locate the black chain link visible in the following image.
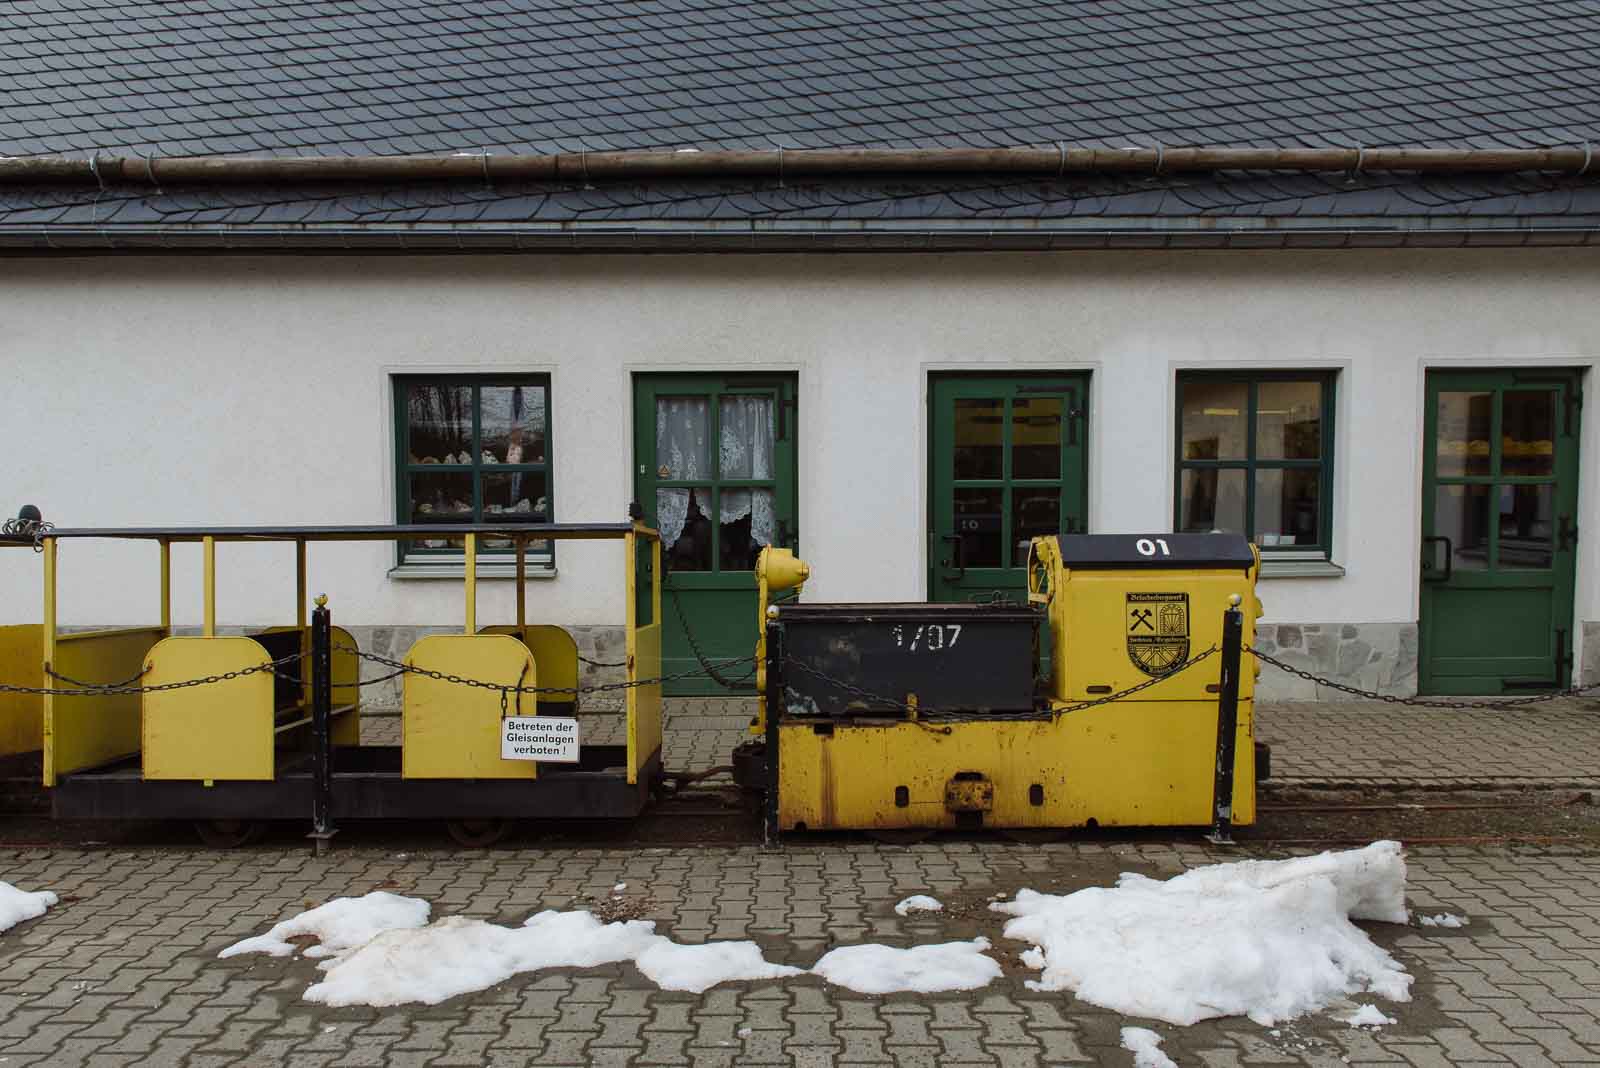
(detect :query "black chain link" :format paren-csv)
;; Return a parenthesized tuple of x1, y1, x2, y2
(1, 517, 54, 552)
(668, 582, 757, 690)
(1249, 647, 1600, 710)
(777, 644, 1222, 732)
(0, 651, 306, 697)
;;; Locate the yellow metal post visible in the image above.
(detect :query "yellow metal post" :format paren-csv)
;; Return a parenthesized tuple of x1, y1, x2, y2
(515, 537, 526, 632)
(41, 536, 56, 787)
(159, 540, 171, 631)
(296, 538, 309, 705)
(202, 535, 216, 637)
(295, 540, 307, 629)
(464, 533, 477, 635)
(651, 536, 662, 627)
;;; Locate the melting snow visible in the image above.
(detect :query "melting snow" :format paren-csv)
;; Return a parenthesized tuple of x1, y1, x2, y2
(0, 881, 58, 934)
(635, 940, 804, 993)
(992, 841, 1413, 1026)
(894, 895, 943, 916)
(220, 842, 1421, 1019)
(218, 891, 430, 960)
(1120, 1026, 1177, 1067)
(811, 938, 1001, 995)
(1341, 1004, 1397, 1027)
(1418, 913, 1466, 928)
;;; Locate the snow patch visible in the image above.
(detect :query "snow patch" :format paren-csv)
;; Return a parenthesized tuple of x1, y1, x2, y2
(634, 940, 804, 993)
(811, 938, 1001, 995)
(894, 895, 943, 916)
(0, 881, 58, 934)
(992, 842, 1413, 1026)
(231, 902, 800, 1007)
(1120, 1027, 1177, 1068)
(1341, 1004, 1397, 1027)
(1418, 912, 1466, 928)
(218, 892, 429, 960)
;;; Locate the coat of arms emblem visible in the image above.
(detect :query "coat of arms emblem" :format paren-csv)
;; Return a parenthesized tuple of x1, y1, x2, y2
(1126, 592, 1190, 676)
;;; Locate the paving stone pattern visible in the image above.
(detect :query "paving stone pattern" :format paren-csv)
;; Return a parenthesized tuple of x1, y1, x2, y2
(361, 697, 1600, 788)
(0, 841, 1596, 1067)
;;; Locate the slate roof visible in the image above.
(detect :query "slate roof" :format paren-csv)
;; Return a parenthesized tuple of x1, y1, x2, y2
(2, 0, 1598, 246)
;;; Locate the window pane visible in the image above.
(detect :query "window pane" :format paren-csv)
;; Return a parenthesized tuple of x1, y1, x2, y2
(1433, 484, 1489, 571)
(1436, 392, 1492, 477)
(481, 472, 547, 520)
(954, 488, 1003, 567)
(1256, 381, 1322, 460)
(481, 385, 547, 465)
(407, 384, 471, 465)
(660, 487, 711, 572)
(1501, 391, 1555, 477)
(1011, 397, 1062, 479)
(409, 472, 472, 550)
(1254, 468, 1321, 547)
(954, 398, 1004, 479)
(1498, 483, 1554, 570)
(1012, 489, 1059, 565)
(720, 488, 775, 570)
(657, 397, 710, 480)
(719, 396, 775, 480)
(1179, 468, 1246, 533)
(1181, 380, 1248, 460)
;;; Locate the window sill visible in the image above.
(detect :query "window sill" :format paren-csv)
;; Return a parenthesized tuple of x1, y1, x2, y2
(1258, 556, 1345, 579)
(388, 562, 558, 581)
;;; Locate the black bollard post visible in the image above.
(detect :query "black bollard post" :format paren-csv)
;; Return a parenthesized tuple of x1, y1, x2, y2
(310, 595, 337, 854)
(763, 615, 783, 849)
(1207, 596, 1244, 845)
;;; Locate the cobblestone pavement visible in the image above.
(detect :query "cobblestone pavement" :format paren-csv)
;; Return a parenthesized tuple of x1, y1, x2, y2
(1256, 698, 1600, 788)
(0, 839, 1596, 1067)
(362, 695, 1600, 788)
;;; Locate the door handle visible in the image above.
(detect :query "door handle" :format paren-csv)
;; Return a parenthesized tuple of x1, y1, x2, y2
(941, 534, 966, 579)
(1421, 535, 1453, 583)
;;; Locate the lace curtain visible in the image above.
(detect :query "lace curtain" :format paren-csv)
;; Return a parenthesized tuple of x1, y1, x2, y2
(718, 397, 775, 546)
(653, 395, 776, 549)
(655, 398, 709, 547)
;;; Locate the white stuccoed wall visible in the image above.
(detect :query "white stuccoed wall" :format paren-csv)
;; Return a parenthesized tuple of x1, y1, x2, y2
(2, 249, 1597, 664)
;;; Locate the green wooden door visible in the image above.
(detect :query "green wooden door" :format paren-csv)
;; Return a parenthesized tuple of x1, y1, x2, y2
(929, 374, 1089, 602)
(1420, 370, 1581, 694)
(633, 373, 798, 695)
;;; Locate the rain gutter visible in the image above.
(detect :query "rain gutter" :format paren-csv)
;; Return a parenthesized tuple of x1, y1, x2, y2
(2, 145, 1597, 186)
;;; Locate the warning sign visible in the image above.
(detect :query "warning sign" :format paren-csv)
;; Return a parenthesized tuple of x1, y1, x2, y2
(500, 716, 580, 763)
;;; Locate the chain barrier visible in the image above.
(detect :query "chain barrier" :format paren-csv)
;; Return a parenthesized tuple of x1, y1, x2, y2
(0, 651, 306, 697)
(334, 645, 759, 715)
(777, 644, 1222, 733)
(1, 516, 54, 552)
(1248, 647, 1600, 710)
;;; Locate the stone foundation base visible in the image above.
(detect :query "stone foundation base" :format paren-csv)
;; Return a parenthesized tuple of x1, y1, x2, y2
(1252, 622, 1417, 700)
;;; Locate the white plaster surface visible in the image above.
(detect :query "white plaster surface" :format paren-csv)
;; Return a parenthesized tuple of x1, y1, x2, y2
(2, 251, 1596, 665)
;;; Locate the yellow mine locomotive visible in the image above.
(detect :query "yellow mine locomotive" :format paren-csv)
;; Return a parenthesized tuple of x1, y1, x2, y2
(742, 532, 1262, 841)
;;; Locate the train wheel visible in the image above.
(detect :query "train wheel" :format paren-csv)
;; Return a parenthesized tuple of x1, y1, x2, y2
(193, 819, 268, 848)
(866, 828, 936, 846)
(446, 819, 511, 848)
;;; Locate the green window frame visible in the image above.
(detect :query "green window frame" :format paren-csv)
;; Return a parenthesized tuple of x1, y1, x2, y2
(1174, 370, 1336, 557)
(393, 374, 553, 567)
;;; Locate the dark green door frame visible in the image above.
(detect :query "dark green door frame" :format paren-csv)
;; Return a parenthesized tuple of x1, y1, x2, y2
(1419, 369, 1581, 695)
(632, 372, 799, 696)
(928, 373, 1089, 603)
